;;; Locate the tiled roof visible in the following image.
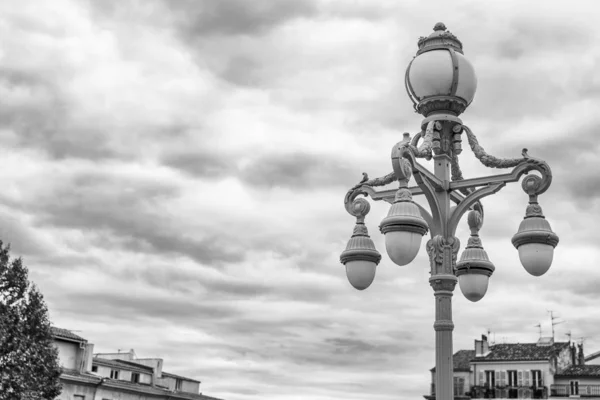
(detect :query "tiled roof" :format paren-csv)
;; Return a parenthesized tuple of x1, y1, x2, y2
(60, 369, 221, 400)
(585, 350, 600, 362)
(162, 370, 201, 383)
(431, 350, 475, 372)
(474, 342, 569, 362)
(555, 365, 600, 377)
(93, 358, 154, 374)
(51, 327, 87, 343)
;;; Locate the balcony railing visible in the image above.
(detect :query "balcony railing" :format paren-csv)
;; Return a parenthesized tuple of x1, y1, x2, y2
(470, 385, 548, 399)
(550, 384, 600, 397)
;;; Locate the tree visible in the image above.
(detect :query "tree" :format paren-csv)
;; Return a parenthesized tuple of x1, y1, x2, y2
(0, 241, 62, 399)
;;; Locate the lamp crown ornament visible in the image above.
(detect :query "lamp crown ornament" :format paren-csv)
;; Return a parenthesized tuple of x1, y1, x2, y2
(417, 22, 464, 55)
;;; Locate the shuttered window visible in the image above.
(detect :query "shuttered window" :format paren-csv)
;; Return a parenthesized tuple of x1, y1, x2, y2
(524, 370, 531, 386)
(500, 371, 507, 386)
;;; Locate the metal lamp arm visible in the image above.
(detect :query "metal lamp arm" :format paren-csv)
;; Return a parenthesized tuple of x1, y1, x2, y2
(449, 156, 553, 194)
(447, 154, 553, 235)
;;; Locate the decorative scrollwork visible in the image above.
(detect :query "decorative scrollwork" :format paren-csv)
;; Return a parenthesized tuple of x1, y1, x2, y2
(351, 171, 397, 190)
(467, 209, 483, 232)
(344, 189, 372, 223)
(463, 125, 526, 169)
(522, 175, 543, 196)
(513, 156, 553, 197)
(402, 121, 434, 160)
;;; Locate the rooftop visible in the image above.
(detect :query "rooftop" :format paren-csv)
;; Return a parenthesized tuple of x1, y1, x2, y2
(555, 365, 600, 378)
(51, 327, 87, 343)
(585, 350, 600, 362)
(93, 357, 154, 374)
(62, 368, 221, 400)
(474, 342, 569, 362)
(162, 370, 201, 383)
(431, 350, 475, 372)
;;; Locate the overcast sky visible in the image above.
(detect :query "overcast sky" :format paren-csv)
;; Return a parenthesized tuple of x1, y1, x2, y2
(1, 1, 600, 399)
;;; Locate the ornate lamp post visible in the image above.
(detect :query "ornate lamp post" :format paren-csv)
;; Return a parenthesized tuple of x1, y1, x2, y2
(340, 23, 559, 400)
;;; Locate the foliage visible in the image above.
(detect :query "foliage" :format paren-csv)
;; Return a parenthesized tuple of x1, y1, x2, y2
(0, 241, 62, 399)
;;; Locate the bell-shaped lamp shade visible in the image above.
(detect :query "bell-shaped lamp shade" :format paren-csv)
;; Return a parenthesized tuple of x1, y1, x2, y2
(512, 213, 559, 277)
(518, 243, 554, 277)
(345, 260, 377, 291)
(458, 273, 489, 302)
(340, 222, 382, 291)
(379, 192, 428, 267)
(455, 228, 495, 303)
(384, 231, 423, 267)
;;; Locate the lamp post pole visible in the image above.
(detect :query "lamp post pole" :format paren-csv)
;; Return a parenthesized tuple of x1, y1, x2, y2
(339, 23, 559, 400)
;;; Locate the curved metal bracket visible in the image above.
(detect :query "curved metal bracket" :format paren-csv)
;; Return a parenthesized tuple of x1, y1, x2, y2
(448, 183, 506, 236)
(399, 148, 443, 235)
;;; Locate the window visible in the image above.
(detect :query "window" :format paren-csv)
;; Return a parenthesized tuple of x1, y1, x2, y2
(91, 365, 98, 373)
(531, 370, 543, 389)
(485, 370, 496, 389)
(454, 377, 465, 396)
(176, 378, 182, 391)
(570, 381, 579, 396)
(507, 370, 517, 387)
(131, 372, 140, 383)
(498, 371, 507, 387)
(110, 369, 119, 379)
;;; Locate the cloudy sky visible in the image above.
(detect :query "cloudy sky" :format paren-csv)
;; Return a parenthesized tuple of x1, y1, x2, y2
(2, 0, 600, 399)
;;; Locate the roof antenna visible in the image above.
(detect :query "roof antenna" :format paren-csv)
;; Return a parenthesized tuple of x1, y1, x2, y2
(534, 322, 542, 339)
(548, 310, 565, 340)
(566, 331, 572, 343)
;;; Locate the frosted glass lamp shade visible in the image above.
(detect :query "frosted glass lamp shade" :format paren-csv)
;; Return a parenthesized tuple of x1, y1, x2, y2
(384, 231, 422, 266)
(458, 273, 489, 302)
(518, 243, 554, 277)
(345, 260, 376, 290)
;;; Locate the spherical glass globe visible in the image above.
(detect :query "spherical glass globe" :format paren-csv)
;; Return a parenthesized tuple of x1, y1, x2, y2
(345, 260, 376, 290)
(458, 273, 489, 302)
(518, 243, 554, 276)
(384, 231, 422, 266)
(407, 50, 477, 104)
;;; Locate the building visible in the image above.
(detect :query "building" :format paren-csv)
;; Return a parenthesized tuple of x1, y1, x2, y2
(51, 327, 224, 400)
(428, 349, 474, 399)
(425, 334, 600, 399)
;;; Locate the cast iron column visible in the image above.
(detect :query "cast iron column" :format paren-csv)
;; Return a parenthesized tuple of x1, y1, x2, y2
(426, 124, 461, 400)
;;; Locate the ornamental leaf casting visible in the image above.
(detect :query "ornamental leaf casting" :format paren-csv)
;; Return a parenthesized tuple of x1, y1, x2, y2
(426, 235, 460, 275)
(463, 125, 526, 169)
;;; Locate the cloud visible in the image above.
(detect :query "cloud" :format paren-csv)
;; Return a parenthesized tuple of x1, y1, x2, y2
(2, 1, 600, 400)
(169, 0, 318, 38)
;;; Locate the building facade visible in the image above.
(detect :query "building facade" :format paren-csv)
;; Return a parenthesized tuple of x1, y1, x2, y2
(51, 327, 224, 400)
(425, 335, 600, 399)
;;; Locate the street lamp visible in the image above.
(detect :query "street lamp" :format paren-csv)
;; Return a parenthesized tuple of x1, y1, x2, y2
(340, 23, 559, 400)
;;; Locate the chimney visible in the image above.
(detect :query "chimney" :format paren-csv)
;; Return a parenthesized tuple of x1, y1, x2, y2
(83, 343, 95, 373)
(475, 335, 489, 357)
(570, 343, 577, 365)
(578, 343, 585, 365)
